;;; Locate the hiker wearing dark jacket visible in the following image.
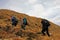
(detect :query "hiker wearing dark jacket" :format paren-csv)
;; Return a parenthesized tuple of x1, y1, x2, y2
(41, 19, 50, 37)
(11, 16, 18, 26)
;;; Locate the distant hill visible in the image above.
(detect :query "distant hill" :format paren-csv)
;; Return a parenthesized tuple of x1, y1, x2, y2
(0, 9, 60, 40)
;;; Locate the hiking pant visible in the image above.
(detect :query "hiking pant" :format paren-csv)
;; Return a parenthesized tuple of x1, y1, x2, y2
(12, 21, 18, 26)
(21, 24, 26, 30)
(41, 27, 50, 36)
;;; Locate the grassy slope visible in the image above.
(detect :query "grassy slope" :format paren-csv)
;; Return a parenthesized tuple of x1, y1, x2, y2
(0, 9, 60, 40)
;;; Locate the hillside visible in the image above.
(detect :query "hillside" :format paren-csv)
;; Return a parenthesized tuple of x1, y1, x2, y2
(0, 9, 60, 40)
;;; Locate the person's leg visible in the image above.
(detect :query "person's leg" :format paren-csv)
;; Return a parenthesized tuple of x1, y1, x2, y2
(21, 24, 26, 30)
(12, 22, 15, 26)
(14, 21, 18, 26)
(41, 28, 45, 35)
(15, 23, 17, 26)
(46, 28, 50, 37)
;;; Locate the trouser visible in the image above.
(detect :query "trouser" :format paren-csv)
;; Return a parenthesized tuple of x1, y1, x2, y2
(21, 24, 26, 30)
(12, 21, 18, 26)
(41, 27, 50, 36)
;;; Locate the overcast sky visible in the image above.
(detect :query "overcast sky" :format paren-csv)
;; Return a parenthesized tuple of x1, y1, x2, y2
(0, 0, 60, 26)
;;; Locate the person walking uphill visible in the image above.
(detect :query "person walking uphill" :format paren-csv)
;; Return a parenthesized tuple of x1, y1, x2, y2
(21, 18, 27, 30)
(11, 16, 18, 26)
(41, 19, 50, 37)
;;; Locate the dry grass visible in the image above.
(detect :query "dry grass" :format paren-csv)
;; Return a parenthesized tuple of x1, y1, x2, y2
(0, 9, 60, 40)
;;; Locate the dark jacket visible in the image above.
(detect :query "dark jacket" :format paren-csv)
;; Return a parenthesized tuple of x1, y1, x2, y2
(41, 19, 50, 28)
(11, 16, 18, 26)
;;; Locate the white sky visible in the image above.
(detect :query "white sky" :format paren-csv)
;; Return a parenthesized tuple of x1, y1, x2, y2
(0, 0, 60, 26)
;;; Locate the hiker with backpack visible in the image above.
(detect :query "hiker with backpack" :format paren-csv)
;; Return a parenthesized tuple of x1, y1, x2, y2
(21, 18, 27, 30)
(41, 19, 50, 37)
(11, 16, 18, 26)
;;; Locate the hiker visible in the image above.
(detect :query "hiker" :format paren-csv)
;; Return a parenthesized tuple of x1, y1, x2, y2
(41, 19, 50, 37)
(21, 18, 27, 30)
(11, 16, 18, 26)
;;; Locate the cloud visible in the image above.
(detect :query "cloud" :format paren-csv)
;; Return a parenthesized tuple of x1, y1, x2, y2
(28, 0, 37, 4)
(27, 4, 45, 17)
(45, 6, 60, 18)
(53, 16, 60, 22)
(51, 15, 60, 25)
(54, 0, 60, 5)
(1, 0, 30, 13)
(0, 0, 9, 8)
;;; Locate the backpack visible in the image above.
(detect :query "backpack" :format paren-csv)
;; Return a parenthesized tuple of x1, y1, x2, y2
(11, 16, 18, 26)
(41, 19, 50, 26)
(23, 18, 27, 25)
(12, 16, 18, 22)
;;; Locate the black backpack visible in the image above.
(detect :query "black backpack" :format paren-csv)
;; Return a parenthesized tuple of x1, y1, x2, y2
(41, 19, 50, 26)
